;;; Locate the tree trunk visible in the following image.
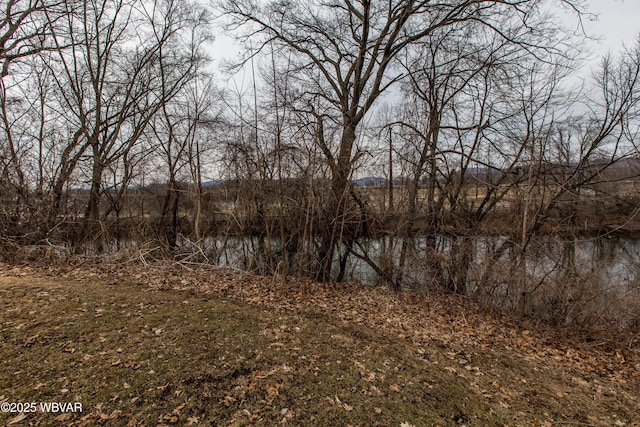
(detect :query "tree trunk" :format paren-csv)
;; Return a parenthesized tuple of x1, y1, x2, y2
(85, 154, 105, 252)
(159, 178, 179, 250)
(317, 121, 357, 282)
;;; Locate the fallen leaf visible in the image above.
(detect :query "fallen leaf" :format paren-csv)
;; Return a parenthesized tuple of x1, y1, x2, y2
(8, 413, 27, 425)
(54, 413, 71, 422)
(267, 384, 281, 396)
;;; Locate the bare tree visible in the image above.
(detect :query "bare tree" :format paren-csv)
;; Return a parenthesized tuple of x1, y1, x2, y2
(221, 0, 584, 281)
(44, 0, 209, 250)
(0, 0, 70, 79)
(150, 76, 222, 250)
(511, 42, 640, 316)
(183, 76, 223, 243)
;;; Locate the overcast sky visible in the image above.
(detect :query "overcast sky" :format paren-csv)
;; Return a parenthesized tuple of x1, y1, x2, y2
(579, 0, 639, 55)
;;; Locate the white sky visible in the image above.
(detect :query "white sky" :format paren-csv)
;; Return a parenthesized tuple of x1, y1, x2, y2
(580, 0, 639, 56)
(584, 0, 639, 46)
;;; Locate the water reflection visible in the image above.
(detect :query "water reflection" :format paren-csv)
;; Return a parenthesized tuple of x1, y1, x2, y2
(200, 234, 640, 292)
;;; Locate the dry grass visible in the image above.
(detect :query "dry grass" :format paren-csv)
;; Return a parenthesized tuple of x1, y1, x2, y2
(0, 262, 639, 426)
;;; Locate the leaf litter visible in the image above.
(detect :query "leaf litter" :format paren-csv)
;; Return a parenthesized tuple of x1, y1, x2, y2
(0, 261, 639, 426)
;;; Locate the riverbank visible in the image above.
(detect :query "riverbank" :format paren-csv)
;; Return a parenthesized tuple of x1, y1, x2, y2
(1, 261, 639, 426)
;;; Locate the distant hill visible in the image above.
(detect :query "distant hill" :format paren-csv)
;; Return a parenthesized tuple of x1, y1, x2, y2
(353, 176, 388, 187)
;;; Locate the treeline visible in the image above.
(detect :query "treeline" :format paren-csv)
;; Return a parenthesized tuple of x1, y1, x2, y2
(2, 0, 640, 330)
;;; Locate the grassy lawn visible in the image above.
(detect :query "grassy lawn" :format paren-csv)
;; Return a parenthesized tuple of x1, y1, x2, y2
(0, 265, 639, 426)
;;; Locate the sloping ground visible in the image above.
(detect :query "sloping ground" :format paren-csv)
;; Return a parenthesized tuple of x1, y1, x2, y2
(0, 261, 639, 426)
